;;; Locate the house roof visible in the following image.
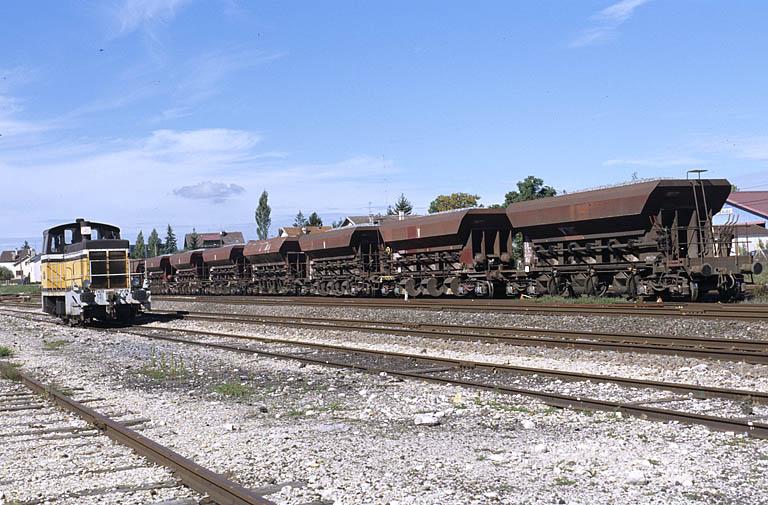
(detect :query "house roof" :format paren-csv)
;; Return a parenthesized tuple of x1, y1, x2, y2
(727, 192, 768, 220)
(278, 226, 332, 237)
(341, 215, 399, 226)
(0, 250, 16, 263)
(184, 231, 245, 247)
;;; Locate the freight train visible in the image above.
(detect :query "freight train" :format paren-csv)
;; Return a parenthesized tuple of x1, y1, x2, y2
(141, 178, 763, 302)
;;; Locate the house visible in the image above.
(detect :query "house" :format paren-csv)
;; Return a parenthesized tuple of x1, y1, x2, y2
(183, 231, 245, 249)
(0, 248, 38, 282)
(717, 192, 768, 254)
(277, 226, 332, 237)
(0, 250, 16, 277)
(339, 214, 402, 227)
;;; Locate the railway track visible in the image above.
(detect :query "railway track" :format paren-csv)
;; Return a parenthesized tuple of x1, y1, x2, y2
(116, 324, 768, 439)
(152, 308, 768, 364)
(2, 309, 768, 439)
(155, 295, 768, 320)
(0, 362, 273, 505)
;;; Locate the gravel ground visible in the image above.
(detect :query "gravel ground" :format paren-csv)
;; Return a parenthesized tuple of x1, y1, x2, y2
(1, 309, 768, 504)
(154, 300, 768, 341)
(144, 305, 768, 393)
(0, 375, 200, 504)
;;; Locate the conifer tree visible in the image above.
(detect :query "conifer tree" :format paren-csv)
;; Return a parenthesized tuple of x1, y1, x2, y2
(164, 225, 178, 254)
(133, 231, 145, 259)
(255, 190, 271, 240)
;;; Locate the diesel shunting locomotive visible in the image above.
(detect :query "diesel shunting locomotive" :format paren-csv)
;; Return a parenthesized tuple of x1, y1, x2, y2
(41, 219, 151, 322)
(141, 178, 762, 302)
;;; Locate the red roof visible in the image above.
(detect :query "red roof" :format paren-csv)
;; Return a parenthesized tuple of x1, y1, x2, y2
(727, 192, 768, 220)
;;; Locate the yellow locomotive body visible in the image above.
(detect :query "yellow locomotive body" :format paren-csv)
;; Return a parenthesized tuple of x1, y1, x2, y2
(41, 219, 150, 322)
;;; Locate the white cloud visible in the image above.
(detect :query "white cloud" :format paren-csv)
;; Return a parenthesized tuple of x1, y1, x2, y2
(571, 0, 651, 47)
(0, 126, 402, 239)
(116, 0, 191, 33)
(0, 95, 53, 137)
(173, 181, 245, 203)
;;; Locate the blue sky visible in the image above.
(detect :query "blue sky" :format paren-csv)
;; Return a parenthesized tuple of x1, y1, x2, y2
(1, 0, 767, 250)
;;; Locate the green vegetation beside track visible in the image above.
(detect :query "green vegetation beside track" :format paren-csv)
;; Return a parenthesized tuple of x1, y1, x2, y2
(0, 284, 41, 295)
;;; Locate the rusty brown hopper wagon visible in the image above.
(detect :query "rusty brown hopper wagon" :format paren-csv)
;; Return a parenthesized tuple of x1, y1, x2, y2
(144, 255, 173, 292)
(202, 244, 246, 293)
(243, 237, 305, 294)
(298, 225, 382, 296)
(379, 208, 513, 297)
(167, 250, 205, 294)
(504, 178, 757, 300)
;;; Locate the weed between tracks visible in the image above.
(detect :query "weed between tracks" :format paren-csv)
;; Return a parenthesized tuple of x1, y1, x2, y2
(0, 361, 22, 381)
(139, 349, 191, 381)
(42, 339, 70, 351)
(0, 345, 14, 357)
(214, 381, 252, 398)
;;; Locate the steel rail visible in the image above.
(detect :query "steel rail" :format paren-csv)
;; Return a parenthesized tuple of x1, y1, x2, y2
(152, 309, 768, 364)
(114, 326, 768, 439)
(6, 364, 274, 505)
(154, 295, 768, 320)
(168, 309, 768, 352)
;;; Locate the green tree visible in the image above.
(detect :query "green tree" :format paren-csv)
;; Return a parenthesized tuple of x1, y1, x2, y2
(294, 211, 307, 227)
(307, 212, 323, 227)
(255, 190, 272, 240)
(164, 225, 178, 254)
(133, 231, 145, 259)
(0, 266, 13, 281)
(428, 193, 481, 213)
(187, 228, 200, 250)
(504, 176, 557, 262)
(147, 228, 161, 257)
(387, 193, 413, 216)
(503, 176, 557, 206)
(331, 219, 344, 228)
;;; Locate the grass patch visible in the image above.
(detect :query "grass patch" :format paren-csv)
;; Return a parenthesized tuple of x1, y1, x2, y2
(46, 381, 74, 397)
(42, 339, 70, 351)
(214, 381, 252, 398)
(0, 362, 23, 381)
(0, 345, 14, 358)
(554, 477, 576, 486)
(529, 295, 628, 305)
(0, 284, 41, 295)
(139, 350, 189, 381)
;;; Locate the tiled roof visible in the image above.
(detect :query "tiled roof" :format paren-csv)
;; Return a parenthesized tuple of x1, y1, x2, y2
(727, 192, 768, 220)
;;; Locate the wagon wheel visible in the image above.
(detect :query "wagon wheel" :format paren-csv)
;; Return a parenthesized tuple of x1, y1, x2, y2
(585, 276, 608, 297)
(547, 276, 571, 297)
(444, 277, 461, 296)
(425, 277, 445, 297)
(404, 278, 421, 297)
(340, 280, 351, 296)
(626, 274, 639, 300)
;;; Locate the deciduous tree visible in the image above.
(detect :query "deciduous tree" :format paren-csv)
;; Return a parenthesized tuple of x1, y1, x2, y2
(503, 176, 556, 206)
(428, 193, 480, 213)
